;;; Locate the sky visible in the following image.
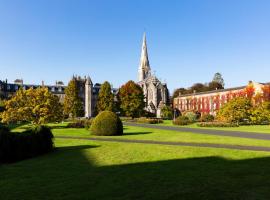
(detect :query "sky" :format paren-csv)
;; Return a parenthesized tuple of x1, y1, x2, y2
(0, 0, 270, 93)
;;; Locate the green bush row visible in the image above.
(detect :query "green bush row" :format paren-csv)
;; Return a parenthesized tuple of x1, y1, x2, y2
(0, 125, 54, 163)
(197, 122, 239, 127)
(136, 117, 163, 124)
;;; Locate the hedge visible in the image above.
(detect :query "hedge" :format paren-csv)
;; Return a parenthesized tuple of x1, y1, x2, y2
(197, 122, 239, 127)
(0, 125, 54, 163)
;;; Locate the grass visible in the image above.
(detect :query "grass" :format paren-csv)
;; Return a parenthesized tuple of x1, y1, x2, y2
(2, 123, 270, 199)
(50, 123, 270, 148)
(157, 120, 270, 134)
(2, 136, 270, 199)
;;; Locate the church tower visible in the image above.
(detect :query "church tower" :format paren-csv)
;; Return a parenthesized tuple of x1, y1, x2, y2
(138, 33, 151, 81)
(85, 76, 93, 118)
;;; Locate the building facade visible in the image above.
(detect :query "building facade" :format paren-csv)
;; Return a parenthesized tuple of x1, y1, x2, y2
(0, 76, 119, 118)
(173, 81, 270, 116)
(137, 33, 170, 117)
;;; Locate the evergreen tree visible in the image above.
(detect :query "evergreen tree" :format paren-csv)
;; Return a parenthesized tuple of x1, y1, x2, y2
(118, 80, 145, 118)
(97, 81, 114, 113)
(63, 78, 84, 118)
(212, 72, 225, 87)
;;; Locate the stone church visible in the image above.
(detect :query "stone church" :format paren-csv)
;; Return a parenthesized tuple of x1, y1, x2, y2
(137, 33, 170, 117)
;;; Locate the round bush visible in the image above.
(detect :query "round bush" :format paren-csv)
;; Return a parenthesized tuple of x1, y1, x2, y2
(173, 116, 190, 126)
(91, 111, 123, 136)
(184, 111, 197, 122)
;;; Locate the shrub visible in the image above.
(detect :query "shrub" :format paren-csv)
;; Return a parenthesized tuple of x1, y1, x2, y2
(67, 118, 93, 129)
(200, 114, 215, 122)
(184, 111, 197, 122)
(173, 116, 190, 126)
(0, 125, 54, 163)
(197, 122, 239, 127)
(161, 105, 173, 119)
(91, 111, 123, 136)
(84, 118, 93, 130)
(136, 117, 163, 124)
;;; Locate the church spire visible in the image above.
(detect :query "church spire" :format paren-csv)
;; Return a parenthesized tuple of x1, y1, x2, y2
(138, 33, 151, 81)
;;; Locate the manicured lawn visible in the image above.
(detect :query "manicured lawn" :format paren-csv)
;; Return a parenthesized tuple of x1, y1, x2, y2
(1, 135, 270, 199)
(51, 124, 270, 148)
(3, 124, 270, 199)
(158, 120, 270, 134)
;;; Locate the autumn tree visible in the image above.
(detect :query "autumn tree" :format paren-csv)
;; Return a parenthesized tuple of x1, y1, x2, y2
(97, 81, 114, 113)
(250, 101, 270, 124)
(216, 97, 252, 123)
(1, 87, 63, 124)
(118, 80, 145, 118)
(63, 78, 84, 118)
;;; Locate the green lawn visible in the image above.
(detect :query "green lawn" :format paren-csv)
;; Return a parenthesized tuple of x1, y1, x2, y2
(51, 123, 270, 148)
(2, 124, 270, 199)
(157, 120, 270, 134)
(1, 135, 270, 199)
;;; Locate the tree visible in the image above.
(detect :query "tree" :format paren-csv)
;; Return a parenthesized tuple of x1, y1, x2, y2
(250, 101, 270, 124)
(161, 105, 173, 119)
(208, 81, 224, 90)
(216, 97, 252, 123)
(190, 83, 208, 93)
(212, 72, 225, 88)
(118, 80, 145, 118)
(172, 88, 188, 98)
(63, 78, 84, 118)
(97, 81, 114, 113)
(1, 87, 63, 124)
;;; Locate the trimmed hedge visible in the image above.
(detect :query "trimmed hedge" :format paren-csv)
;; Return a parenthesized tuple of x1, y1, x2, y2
(197, 122, 239, 127)
(136, 117, 163, 124)
(91, 111, 123, 136)
(0, 125, 54, 163)
(173, 116, 190, 126)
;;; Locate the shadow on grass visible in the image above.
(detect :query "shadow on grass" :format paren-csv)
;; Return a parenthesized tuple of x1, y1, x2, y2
(2, 144, 270, 199)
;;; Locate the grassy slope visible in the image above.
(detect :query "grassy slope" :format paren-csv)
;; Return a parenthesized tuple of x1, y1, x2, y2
(157, 120, 270, 134)
(1, 137, 270, 200)
(52, 124, 270, 147)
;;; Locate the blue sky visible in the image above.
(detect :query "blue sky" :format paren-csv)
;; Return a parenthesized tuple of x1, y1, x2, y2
(0, 0, 270, 92)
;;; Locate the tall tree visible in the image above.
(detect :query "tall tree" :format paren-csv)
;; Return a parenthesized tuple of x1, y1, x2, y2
(97, 81, 114, 112)
(63, 78, 84, 118)
(212, 72, 225, 87)
(1, 87, 63, 124)
(118, 80, 145, 118)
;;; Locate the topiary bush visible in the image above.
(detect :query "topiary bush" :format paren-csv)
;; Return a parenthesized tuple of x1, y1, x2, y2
(91, 111, 123, 136)
(0, 125, 54, 163)
(173, 116, 190, 126)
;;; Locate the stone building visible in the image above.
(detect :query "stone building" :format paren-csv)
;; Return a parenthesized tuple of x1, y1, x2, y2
(137, 33, 170, 117)
(0, 76, 118, 118)
(173, 81, 270, 116)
